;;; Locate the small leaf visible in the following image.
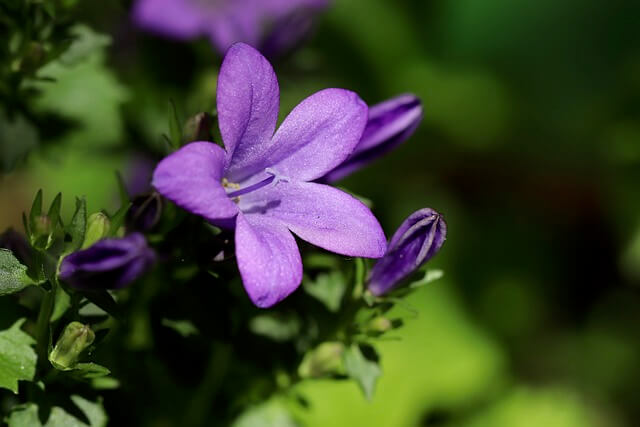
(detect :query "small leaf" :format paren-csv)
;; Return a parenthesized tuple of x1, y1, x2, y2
(65, 197, 87, 254)
(50, 285, 71, 322)
(303, 271, 346, 312)
(0, 319, 37, 393)
(168, 99, 182, 150)
(249, 314, 300, 342)
(161, 318, 199, 338)
(0, 249, 35, 296)
(107, 203, 131, 237)
(29, 189, 43, 234)
(114, 172, 129, 207)
(71, 363, 110, 379)
(47, 193, 63, 228)
(232, 399, 299, 427)
(80, 291, 121, 321)
(343, 344, 381, 401)
(409, 269, 444, 289)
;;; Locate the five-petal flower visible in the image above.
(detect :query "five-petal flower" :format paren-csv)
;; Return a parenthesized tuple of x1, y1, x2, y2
(152, 43, 386, 308)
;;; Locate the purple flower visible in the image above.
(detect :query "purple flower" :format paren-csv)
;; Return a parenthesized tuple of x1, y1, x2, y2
(321, 94, 423, 183)
(132, 0, 328, 56)
(368, 208, 446, 296)
(59, 233, 156, 291)
(152, 43, 386, 308)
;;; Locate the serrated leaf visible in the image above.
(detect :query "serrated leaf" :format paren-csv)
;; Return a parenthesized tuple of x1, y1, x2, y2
(0, 319, 37, 393)
(0, 249, 35, 296)
(343, 344, 381, 401)
(303, 271, 346, 312)
(6, 396, 108, 427)
(161, 318, 199, 338)
(65, 197, 87, 254)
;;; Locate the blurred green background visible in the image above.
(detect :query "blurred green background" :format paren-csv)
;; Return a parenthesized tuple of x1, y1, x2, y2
(2, 0, 640, 426)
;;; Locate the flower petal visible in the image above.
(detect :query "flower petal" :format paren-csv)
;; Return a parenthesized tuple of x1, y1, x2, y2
(217, 43, 280, 181)
(152, 142, 238, 222)
(239, 181, 386, 258)
(235, 213, 302, 308)
(321, 94, 423, 183)
(263, 88, 368, 181)
(133, 0, 205, 39)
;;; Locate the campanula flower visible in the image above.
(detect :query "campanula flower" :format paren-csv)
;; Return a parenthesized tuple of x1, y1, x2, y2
(59, 233, 156, 290)
(152, 43, 386, 308)
(321, 94, 423, 183)
(368, 208, 446, 296)
(132, 0, 328, 56)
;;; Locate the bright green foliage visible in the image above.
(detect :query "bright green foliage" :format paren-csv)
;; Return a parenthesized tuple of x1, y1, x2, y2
(343, 344, 381, 401)
(0, 250, 34, 296)
(303, 271, 347, 312)
(232, 400, 299, 427)
(0, 319, 37, 393)
(5, 396, 107, 427)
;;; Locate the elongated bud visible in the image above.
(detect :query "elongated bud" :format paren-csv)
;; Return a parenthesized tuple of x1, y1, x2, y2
(49, 322, 95, 370)
(321, 94, 422, 182)
(298, 342, 345, 378)
(83, 212, 111, 248)
(126, 193, 162, 232)
(368, 208, 446, 296)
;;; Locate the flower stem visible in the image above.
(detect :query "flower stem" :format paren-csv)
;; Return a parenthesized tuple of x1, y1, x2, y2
(35, 285, 55, 369)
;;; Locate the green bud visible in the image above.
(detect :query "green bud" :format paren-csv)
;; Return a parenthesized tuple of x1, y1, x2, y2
(82, 212, 110, 248)
(298, 342, 345, 378)
(367, 316, 392, 333)
(49, 322, 95, 370)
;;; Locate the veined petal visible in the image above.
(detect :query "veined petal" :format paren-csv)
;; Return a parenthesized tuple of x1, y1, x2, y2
(217, 43, 280, 180)
(321, 94, 423, 183)
(264, 88, 368, 181)
(240, 181, 386, 258)
(132, 0, 205, 39)
(152, 142, 238, 222)
(235, 213, 302, 308)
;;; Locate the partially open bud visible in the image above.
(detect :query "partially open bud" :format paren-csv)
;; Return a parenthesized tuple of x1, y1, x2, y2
(126, 193, 162, 232)
(321, 94, 423, 183)
(59, 232, 156, 290)
(298, 342, 345, 378)
(83, 212, 111, 248)
(368, 208, 446, 296)
(49, 322, 95, 370)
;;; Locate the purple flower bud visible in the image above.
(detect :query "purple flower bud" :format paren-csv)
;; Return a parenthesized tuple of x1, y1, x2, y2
(59, 233, 155, 290)
(368, 208, 446, 296)
(126, 193, 163, 232)
(321, 94, 423, 183)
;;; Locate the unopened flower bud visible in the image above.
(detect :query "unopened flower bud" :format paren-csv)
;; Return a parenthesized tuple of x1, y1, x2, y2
(49, 322, 95, 370)
(321, 94, 423, 183)
(126, 193, 162, 232)
(83, 212, 111, 248)
(298, 342, 345, 378)
(368, 208, 446, 296)
(368, 316, 392, 333)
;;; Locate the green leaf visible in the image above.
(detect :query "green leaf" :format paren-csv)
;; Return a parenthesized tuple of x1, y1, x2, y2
(249, 313, 300, 342)
(71, 363, 110, 379)
(29, 189, 43, 234)
(46, 193, 62, 228)
(0, 319, 37, 393)
(0, 249, 35, 296)
(6, 396, 108, 427)
(114, 172, 129, 207)
(49, 285, 71, 322)
(232, 399, 299, 427)
(161, 318, 199, 338)
(303, 271, 347, 312)
(80, 291, 121, 320)
(168, 99, 182, 150)
(65, 197, 87, 254)
(409, 269, 445, 289)
(343, 344, 381, 401)
(107, 202, 131, 237)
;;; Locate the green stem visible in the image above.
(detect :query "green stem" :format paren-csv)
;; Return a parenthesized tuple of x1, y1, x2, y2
(35, 285, 55, 369)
